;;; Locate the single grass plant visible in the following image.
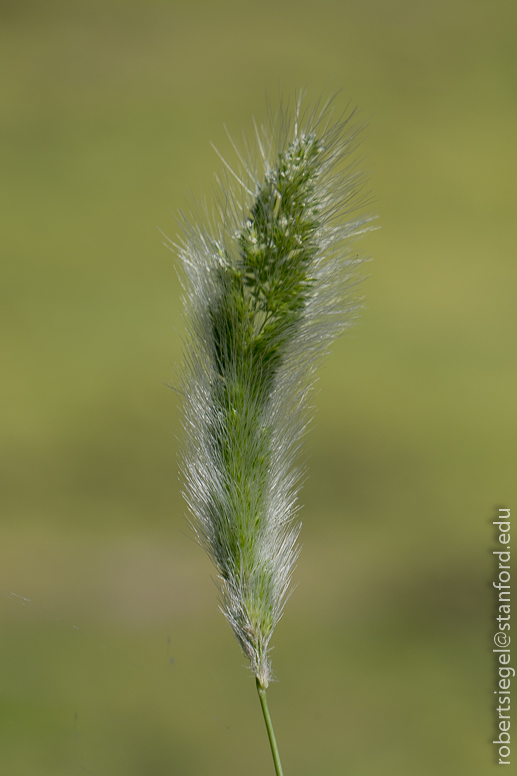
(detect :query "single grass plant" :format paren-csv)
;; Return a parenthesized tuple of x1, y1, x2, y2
(171, 92, 372, 774)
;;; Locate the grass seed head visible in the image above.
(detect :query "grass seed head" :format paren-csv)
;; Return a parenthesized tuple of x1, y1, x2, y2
(174, 93, 373, 687)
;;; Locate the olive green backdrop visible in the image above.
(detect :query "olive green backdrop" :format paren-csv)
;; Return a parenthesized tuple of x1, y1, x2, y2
(1, 1, 515, 774)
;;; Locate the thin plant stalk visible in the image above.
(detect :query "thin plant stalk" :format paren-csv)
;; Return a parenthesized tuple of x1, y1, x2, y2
(256, 678, 284, 776)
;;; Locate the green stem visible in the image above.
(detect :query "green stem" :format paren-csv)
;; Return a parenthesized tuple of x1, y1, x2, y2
(256, 678, 285, 776)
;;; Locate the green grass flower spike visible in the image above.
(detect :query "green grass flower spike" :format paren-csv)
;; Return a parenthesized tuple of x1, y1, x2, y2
(173, 93, 372, 774)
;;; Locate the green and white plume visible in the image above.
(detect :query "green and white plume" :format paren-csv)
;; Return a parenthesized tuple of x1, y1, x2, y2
(174, 95, 371, 692)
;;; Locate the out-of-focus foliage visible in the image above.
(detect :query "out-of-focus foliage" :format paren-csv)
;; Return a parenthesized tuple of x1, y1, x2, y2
(0, 1, 515, 774)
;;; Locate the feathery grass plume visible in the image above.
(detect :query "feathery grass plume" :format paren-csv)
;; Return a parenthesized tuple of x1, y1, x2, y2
(173, 93, 372, 773)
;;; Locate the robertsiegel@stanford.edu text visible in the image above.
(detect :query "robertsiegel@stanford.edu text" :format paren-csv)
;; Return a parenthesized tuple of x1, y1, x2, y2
(493, 508, 512, 765)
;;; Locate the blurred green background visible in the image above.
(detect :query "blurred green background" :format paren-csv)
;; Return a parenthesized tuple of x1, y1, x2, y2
(1, 0, 515, 774)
